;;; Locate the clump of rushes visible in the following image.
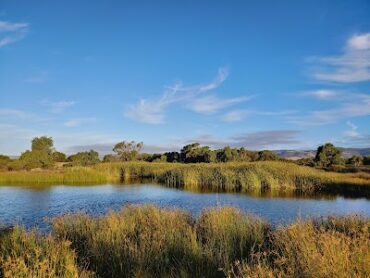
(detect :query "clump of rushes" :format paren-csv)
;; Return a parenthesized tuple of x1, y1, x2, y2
(0, 227, 91, 278)
(52, 205, 201, 277)
(196, 207, 270, 275)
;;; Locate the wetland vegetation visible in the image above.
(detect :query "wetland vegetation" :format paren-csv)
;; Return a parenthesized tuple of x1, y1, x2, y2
(0, 205, 369, 277)
(1, 136, 370, 197)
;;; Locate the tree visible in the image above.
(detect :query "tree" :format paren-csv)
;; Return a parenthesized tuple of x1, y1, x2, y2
(347, 155, 363, 167)
(0, 155, 11, 171)
(163, 152, 181, 162)
(180, 143, 215, 163)
(31, 136, 54, 154)
(67, 150, 100, 166)
(19, 150, 53, 169)
(216, 147, 236, 162)
(103, 154, 119, 163)
(113, 141, 143, 161)
(314, 143, 343, 168)
(52, 151, 66, 162)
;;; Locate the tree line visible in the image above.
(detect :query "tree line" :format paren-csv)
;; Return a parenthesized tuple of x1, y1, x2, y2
(0, 136, 369, 171)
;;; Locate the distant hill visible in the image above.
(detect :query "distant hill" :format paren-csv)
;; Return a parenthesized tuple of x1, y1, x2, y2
(339, 148, 370, 158)
(274, 148, 370, 160)
(273, 150, 316, 160)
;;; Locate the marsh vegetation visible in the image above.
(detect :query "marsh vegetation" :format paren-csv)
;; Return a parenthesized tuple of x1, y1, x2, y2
(1, 161, 369, 197)
(0, 206, 369, 278)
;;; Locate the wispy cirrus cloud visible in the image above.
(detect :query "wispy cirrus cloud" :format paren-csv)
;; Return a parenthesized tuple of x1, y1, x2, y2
(0, 108, 51, 123)
(222, 109, 297, 122)
(309, 33, 370, 83)
(125, 68, 251, 124)
(187, 95, 252, 114)
(299, 89, 340, 100)
(345, 121, 360, 138)
(288, 90, 370, 125)
(64, 117, 96, 127)
(0, 20, 29, 48)
(341, 121, 370, 147)
(41, 100, 76, 113)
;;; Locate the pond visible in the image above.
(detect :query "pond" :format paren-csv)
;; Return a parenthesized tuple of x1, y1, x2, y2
(0, 183, 369, 230)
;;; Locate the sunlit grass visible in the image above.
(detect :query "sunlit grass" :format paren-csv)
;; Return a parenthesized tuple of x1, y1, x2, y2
(1, 206, 369, 277)
(0, 227, 91, 278)
(0, 161, 369, 195)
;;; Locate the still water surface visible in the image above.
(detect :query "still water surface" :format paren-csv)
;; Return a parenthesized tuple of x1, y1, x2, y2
(0, 183, 369, 230)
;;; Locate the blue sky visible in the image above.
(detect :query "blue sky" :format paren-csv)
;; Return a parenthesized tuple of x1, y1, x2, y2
(0, 0, 370, 155)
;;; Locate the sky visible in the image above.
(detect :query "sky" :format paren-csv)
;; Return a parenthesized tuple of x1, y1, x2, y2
(0, 0, 370, 155)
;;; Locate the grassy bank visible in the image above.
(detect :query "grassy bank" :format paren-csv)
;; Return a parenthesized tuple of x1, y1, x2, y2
(1, 206, 369, 277)
(0, 161, 370, 196)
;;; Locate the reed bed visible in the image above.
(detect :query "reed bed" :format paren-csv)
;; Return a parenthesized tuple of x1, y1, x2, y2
(106, 161, 370, 195)
(1, 206, 368, 277)
(1, 161, 370, 196)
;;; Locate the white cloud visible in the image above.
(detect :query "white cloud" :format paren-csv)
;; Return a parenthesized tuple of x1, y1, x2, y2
(0, 20, 29, 48)
(222, 109, 297, 122)
(348, 33, 370, 50)
(300, 89, 339, 100)
(222, 110, 251, 122)
(41, 100, 76, 113)
(64, 117, 96, 127)
(187, 96, 251, 114)
(0, 21, 28, 32)
(125, 67, 251, 124)
(345, 121, 359, 138)
(126, 98, 167, 124)
(288, 92, 370, 125)
(0, 108, 50, 123)
(309, 33, 370, 83)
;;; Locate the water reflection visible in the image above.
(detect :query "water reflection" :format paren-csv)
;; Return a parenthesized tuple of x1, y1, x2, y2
(0, 183, 369, 231)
